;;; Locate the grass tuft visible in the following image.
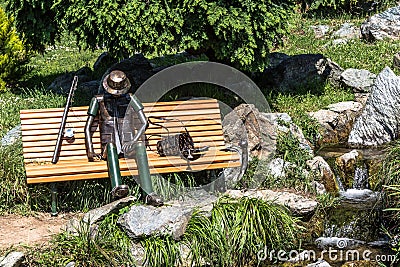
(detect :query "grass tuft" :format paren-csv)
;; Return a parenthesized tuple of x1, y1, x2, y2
(25, 210, 136, 266)
(184, 196, 303, 266)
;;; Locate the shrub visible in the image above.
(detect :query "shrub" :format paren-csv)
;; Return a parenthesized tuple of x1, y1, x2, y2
(0, 7, 29, 92)
(5, 0, 60, 53)
(7, 0, 296, 71)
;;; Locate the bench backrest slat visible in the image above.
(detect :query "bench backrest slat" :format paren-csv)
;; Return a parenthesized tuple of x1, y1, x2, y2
(20, 99, 225, 162)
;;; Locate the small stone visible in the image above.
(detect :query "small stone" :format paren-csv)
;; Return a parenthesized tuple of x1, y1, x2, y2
(64, 262, 75, 267)
(333, 23, 360, 39)
(393, 52, 400, 70)
(332, 38, 348, 46)
(311, 181, 326, 195)
(307, 156, 338, 194)
(0, 251, 24, 267)
(310, 25, 330, 39)
(1, 125, 21, 147)
(307, 259, 331, 267)
(266, 158, 291, 179)
(340, 68, 376, 93)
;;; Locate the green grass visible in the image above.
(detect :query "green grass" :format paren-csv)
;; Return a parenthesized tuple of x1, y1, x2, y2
(184, 196, 303, 267)
(278, 13, 400, 75)
(24, 208, 136, 266)
(20, 34, 103, 89)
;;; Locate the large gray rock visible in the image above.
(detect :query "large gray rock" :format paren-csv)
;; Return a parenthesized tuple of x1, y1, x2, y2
(348, 67, 400, 147)
(93, 52, 117, 73)
(226, 189, 318, 216)
(83, 196, 136, 224)
(266, 52, 291, 69)
(101, 54, 154, 94)
(222, 104, 276, 159)
(65, 196, 136, 236)
(118, 190, 217, 240)
(259, 54, 343, 92)
(309, 101, 363, 145)
(361, 5, 400, 41)
(78, 80, 100, 97)
(0, 252, 24, 267)
(48, 67, 92, 94)
(340, 68, 376, 93)
(119, 205, 191, 240)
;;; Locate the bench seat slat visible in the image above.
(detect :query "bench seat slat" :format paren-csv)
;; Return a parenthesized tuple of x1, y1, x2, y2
(27, 161, 240, 184)
(25, 150, 239, 177)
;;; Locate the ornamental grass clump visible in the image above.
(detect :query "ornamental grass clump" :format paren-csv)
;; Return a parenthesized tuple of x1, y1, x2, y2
(184, 196, 303, 267)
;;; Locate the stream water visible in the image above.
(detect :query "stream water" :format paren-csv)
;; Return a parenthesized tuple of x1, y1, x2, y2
(312, 145, 395, 266)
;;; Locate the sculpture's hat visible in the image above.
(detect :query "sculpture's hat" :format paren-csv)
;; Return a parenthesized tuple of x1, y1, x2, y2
(103, 70, 131, 95)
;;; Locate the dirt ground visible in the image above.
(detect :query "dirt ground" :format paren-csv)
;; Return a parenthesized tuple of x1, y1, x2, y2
(0, 212, 81, 250)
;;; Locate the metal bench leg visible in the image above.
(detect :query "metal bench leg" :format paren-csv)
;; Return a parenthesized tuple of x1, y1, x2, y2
(107, 143, 129, 198)
(50, 183, 58, 216)
(209, 170, 226, 193)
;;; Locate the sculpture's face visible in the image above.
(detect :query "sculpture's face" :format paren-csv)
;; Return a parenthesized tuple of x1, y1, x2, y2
(103, 70, 131, 96)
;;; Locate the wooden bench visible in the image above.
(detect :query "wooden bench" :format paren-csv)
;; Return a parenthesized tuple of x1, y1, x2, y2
(20, 99, 241, 187)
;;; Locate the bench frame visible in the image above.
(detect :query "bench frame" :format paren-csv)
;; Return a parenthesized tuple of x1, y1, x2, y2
(20, 98, 241, 214)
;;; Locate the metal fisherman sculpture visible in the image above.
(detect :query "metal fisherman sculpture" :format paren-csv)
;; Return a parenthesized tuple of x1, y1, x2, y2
(84, 70, 163, 206)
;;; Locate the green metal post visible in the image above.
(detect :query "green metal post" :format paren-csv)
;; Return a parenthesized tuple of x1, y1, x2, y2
(50, 183, 58, 216)
(135, 142, 153, 195)
(106, 143, 122, 190)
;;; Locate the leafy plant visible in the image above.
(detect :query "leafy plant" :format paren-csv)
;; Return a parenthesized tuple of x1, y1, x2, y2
(7, 0, 297, 71)
(184, 196, 303, 266)
(0, 7, 29, 92)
